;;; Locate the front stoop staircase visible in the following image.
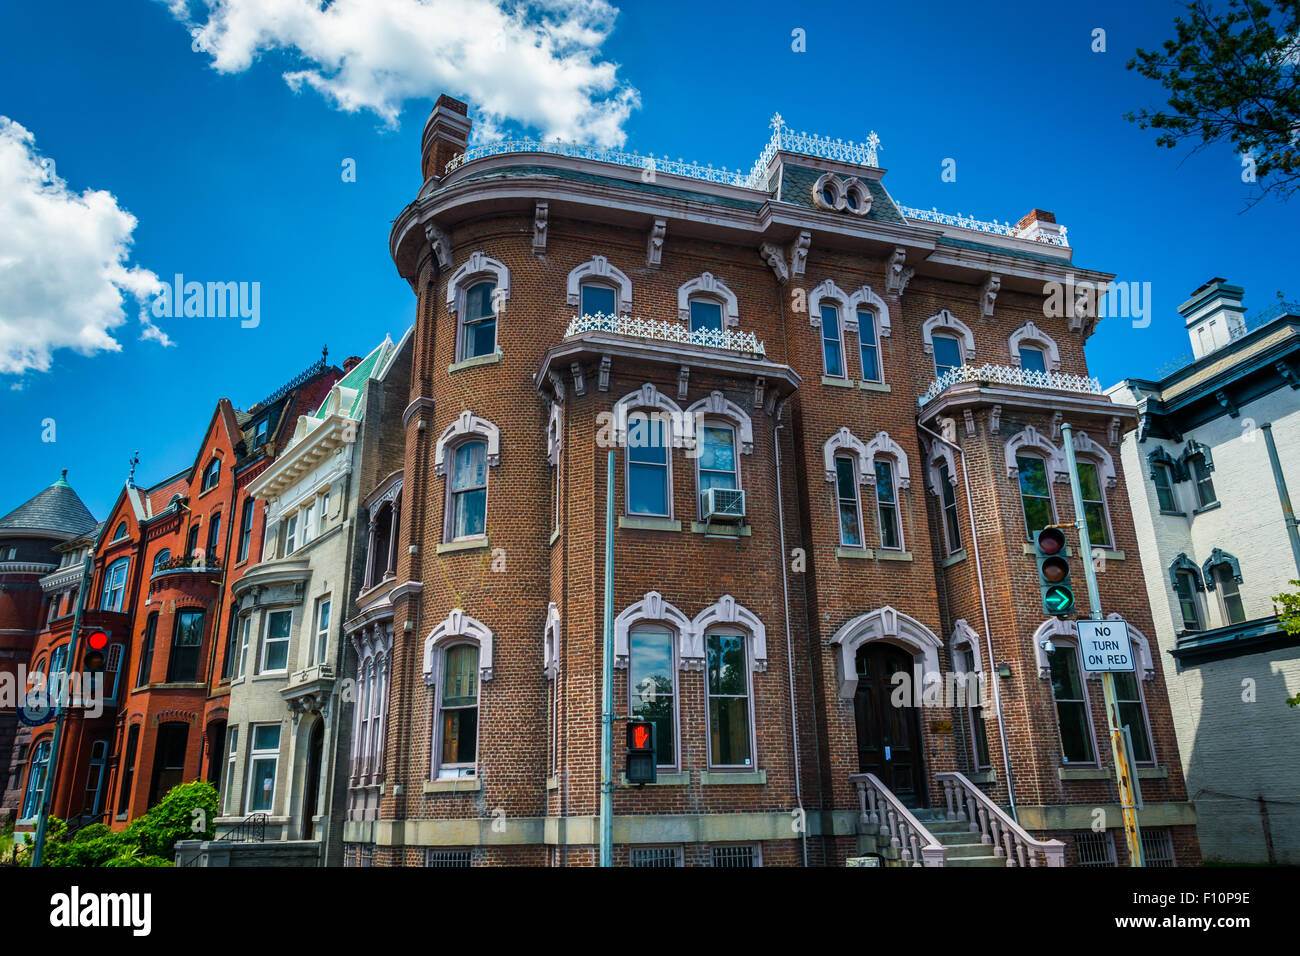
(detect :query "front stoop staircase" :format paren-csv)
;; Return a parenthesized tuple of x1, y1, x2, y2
(849, 771, 1066, 867)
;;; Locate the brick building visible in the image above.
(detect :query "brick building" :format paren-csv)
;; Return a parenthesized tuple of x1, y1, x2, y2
(7, 356, 340, 839)
(342, 96, 1199, 867)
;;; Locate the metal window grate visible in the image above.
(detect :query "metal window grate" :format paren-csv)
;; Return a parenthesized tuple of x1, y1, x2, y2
(711, 844, 758, 867)
(1141, 828, 1176, 867)
(425, 849, 472, 868)
(1074, 830, 1117, 867)
(631, 846, 682, 868)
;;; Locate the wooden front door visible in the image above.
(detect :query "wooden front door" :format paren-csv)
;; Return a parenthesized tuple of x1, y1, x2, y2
(854, 643, 926, 807)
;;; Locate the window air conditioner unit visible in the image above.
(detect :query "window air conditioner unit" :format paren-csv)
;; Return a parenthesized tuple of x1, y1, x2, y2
(700, 488, 746, 524)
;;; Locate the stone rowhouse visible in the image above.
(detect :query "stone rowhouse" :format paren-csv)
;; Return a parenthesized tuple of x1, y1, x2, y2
(0, 473, 98, 820)
(223, 332, 411, 866)
(1110, 281, 1300, 864)
(8, 356, 340, 840)
(346, 95, 1198, 867)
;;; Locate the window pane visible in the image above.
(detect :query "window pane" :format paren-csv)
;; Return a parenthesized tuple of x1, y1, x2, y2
(700, 427, 736, 473)
(464, 316, 496, 359)
(1154, 466, 1177, 512)
(1083, 502, 1110, 548)
(858, 310, 877, 346)
(249, 758, 276, 811)
(689, 299, 723, 333)
(627, 418, 667, 463)
(1058, 703, 1095, 763)
(443, 646, 479, 705)
(465, 282, 495, 320)
(1077, 462, 1102, 501)
(253, 724, 281, 751)
(823, 340, 844, 378)
(1048, 647, 1084, 700)
(453, 488, 486, 538)
(1019, 347, 1046, 374)
(835, 457, 857, 501)
(453, 442, 487, 491)
(821, 305, 843, 377)
(710, 697, 751, 766)
(629, 630, 675, 766)
(441, 707, 478, 765)
(839, 503, 862, 547)
(627, 464, 668, 515)
(933, 335, 962, 375)
(581, 284, 616, 317)
(1119, 702, 1152, 763)
(874, 460, 895, 504)
(860, 343, 880, 382)
(707, 635, 746, 696)
(1022, 498, 1052, 537)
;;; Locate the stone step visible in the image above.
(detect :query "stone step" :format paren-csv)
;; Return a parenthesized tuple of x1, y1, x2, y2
(945, 855, 1007, 868)
(932, 831, 986, 847)
(942, 842, 1000, 860)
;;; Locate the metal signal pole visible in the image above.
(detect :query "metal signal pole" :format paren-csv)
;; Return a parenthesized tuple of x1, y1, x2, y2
(599, 450, 615, 867)
(1060, 422, 1144, 867)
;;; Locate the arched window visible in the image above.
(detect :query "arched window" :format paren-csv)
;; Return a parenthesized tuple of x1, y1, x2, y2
(1017, 454, 1055, 539)
(567, 255, 632, 317)
(676, 273, 738, 330)
(152, 548, 171, 573)
(21, 739, 51, 820)
(865, 432, 910, 552)
(808, 280, 850, 380)
(435, 412, 501, 543)
(1045, 641, 1097, 765)
(697, 422, 740, 516)
(922, 310, 976, 378)
(201, 458, 221, 492)
(111, 521, 128, 542)
(447, 252, 510, 363)
(100, 557, 129, 612)
(1204, 549, 1245, 624)
(628, 626, 677, 770)
(834, 454, 864, 548)
(424, 611, 493, 779)
(1170, 554, 1205, 632)
(1008, 320, 1061, 373)
(1075, 459, 1111, 549)
(857, 308, 882, 383)
(932, 333, 963, 377)
(614, 385, 685, 520)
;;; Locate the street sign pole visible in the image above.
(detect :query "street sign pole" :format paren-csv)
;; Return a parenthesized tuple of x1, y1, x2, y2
(1060, 422, 1144, 867)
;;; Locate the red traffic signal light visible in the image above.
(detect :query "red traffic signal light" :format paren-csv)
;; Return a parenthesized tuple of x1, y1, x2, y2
(1036, 527, 1066, 556)
(82, 629, 110, 671)
(1033, 528, 1074, 616)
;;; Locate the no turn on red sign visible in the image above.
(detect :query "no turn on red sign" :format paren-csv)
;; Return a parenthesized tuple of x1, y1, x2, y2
(1076, 619, 1134, 673)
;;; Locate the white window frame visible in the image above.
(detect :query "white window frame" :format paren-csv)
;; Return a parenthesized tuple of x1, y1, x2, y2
(857, 307, 883, 383)
(1047, 641, 1100, 767)
(1173, 569, 1204, 632)
(244, 722, 281, 815)
(625, 411, 674, 519)
(627, 625, 681, 771)
(687, 294, 726, 335)
(223, 727, 240, 814)
(936, 459, 962, 555)
(872, 456, 904, 551)
(317, 490, 330, 535)
(1075, 458, 1114, 550)
(445, 438, 490, 542)
(704, 628, 757, 771)
(100, 558, 129, 612)
(301, 500, 315, 546)
(819, 301, 848, 379)
(834, 454, 865, 549)
(931, 332, 964, 378)
(1016, 453, 1058, 540)
(284, 513, 298, 556)
(236, 615, 250, 679)
(695, 420, 741, 520)
(433, 642, 481, 779)
(1213, 565, 1246, 625)
(579, 280, 619, 319)
(259, 609, 292, 675)
(85, 739, 108, 816)
(314, 596, 331, 666)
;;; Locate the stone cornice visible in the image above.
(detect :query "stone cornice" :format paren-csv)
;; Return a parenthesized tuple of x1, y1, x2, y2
(918, 381, 1136, 428)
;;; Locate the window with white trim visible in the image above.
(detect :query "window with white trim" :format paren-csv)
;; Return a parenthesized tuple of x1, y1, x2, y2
(858, 308, 882, 382)
(100, 557, 129, 612)
(951, 643, 989, 771)
(436, 644, 479, 778)
(628, 627, 676, 769)
(448, 440, 488, 539)
(1153, 461, 1179, 513)
(84, 739, 108, 816)
(301, 500, 315, 546)
(1189, 452, 1216, 508)
(835, 455, 864, 548)
(237, 498, 254, 562)
(1048, 643, 1096, 764)
(932, 333, 963, 377)
(314, 597, 331, 665)
(202, 458, 220, 492)
(697, 423, 739, 513)
(937, 459, 962, 554)
(167, 609, 204, 683)
(1018, 345, 1047, 374)
(627, 415, 671, 517)
(236, 615, 250, 679)
(245, 723, 280, 814)
(21, 740, 51, 820)
(283, 513, 298, 556)
(820, 303, 846, 378)
(1076, 460, 1111, 549)
(580, 281, 617, 319)
(873, 458, 902, 550)
(223, 727, 240, 814)
(706, 631, 753, 769)
(459, 280, 497, 361)
(689, 296, 724, 334)
(260, 609, 291, 673)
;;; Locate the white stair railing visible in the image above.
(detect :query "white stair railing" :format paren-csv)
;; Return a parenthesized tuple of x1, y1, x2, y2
(937, 771, 1065, 867)
(849, 773, 948, 867)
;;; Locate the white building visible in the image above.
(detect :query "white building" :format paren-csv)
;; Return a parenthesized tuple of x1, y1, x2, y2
(222, 331, 411, 864)
(1110, 279, 1300, 864)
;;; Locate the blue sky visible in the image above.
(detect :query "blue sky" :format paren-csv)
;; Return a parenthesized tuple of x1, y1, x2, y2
(0, 0, 1294, 520)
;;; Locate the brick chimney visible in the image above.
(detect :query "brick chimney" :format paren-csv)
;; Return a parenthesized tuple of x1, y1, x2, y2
(421, 94, 472, 182)
(1179, 278, 1247, 360)
(342, 355, 363, 374)
(1014, 208, 1065, 244)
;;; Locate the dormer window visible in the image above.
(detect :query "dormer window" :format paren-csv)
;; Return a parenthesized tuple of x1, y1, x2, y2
(254, 419, 268, 446)
(202, 458, 220, 492)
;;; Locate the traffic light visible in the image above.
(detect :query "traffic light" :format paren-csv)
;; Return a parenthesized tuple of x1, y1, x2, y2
(82, 628, 109, 674)
(625, 719, 657, 785)
(1035, 527, 1075, 617)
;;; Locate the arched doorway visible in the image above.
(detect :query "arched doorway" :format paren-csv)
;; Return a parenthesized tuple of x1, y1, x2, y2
(853, 643, 926, 806)
(300, 718, 325, 840)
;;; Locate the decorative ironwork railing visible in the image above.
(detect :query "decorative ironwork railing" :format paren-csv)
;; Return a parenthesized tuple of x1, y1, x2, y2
(565, 313, 766, 356)
(937, 772, 1065, 867)
(217, 812, 268, 843)
(918, 363, 1103, 407)
(849, 773, 947, 867)
(249, 357, 329, 413)
(445, 113, 879, 191)
(899, 205, 1070, 247)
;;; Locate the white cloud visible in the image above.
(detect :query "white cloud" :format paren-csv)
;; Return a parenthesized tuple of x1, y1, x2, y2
(0, 118, 168, 376)
(165, 0, 640, 145)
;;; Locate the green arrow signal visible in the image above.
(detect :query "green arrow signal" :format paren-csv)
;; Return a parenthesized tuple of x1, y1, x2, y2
(1045, 585, 1074, 613)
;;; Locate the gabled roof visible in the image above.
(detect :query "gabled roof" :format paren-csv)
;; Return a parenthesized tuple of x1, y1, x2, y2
(0, 471, 98, 540)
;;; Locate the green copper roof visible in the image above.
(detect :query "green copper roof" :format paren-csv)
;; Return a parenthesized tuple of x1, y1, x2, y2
(314, 338, 389, 419)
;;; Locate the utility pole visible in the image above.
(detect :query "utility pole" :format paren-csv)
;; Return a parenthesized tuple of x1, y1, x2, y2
(1060, 422, 1144, 867)
(31, 550, 94, 866)
(599, 450, 614, 867)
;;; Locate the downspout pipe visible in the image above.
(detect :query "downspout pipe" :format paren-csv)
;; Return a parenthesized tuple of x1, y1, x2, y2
(772, 395, 807, 866)
(917, 421, 1018, 822)
(1261, 424, 1300, 579)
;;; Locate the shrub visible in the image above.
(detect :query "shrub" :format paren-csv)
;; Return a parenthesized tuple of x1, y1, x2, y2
(122, 781, 217, 859)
